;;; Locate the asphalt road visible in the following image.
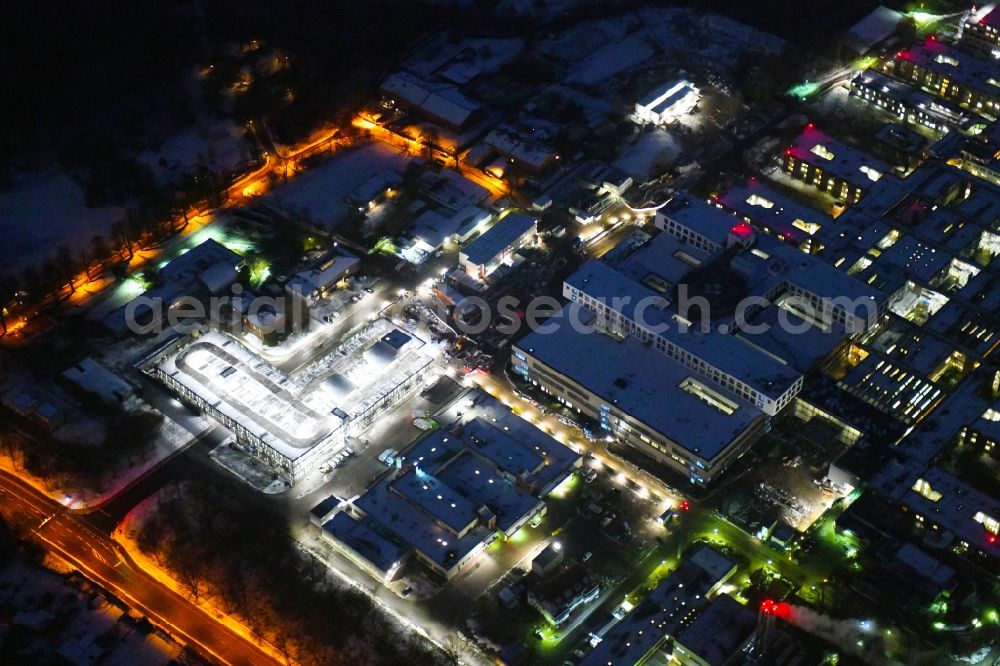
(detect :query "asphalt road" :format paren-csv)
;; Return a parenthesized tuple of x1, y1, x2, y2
(0, 470, 280, 666)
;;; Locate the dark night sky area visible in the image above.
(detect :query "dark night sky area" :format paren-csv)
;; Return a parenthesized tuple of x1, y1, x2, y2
(0, 0, 903, 162)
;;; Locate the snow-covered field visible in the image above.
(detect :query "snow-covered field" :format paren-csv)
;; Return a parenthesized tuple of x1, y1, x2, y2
(136, 119, 252, 186)
(613, 129, 682, 180)
(0, 168, 126, 275)
(566, 33, 655, 85)
(539, 7, 784, 84)
(266, 144, 409, 231)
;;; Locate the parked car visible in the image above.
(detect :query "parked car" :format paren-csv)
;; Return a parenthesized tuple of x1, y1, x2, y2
(581, 551, 592, 562)
(363, 287, 375, 294)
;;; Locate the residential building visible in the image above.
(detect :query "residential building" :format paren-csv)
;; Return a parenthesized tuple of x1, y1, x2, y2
(285, 249, 360, 306)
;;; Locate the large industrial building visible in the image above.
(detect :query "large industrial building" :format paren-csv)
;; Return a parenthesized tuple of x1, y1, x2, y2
(514, 304, 767, 484)
(459, 212, 537, 280)
(147, 320, 432, 480)
(318, 393, 581, 581)
(633, 79, 699, 125)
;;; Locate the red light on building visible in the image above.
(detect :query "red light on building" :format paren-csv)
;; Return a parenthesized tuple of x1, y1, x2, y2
(730, 222, 754, 237)
(784, 148, 793, 156)
(805, 122, 814, 130)
(760, 599, 792, 618)
(679, 500, 690, 511)
(988, 533, 997, 545)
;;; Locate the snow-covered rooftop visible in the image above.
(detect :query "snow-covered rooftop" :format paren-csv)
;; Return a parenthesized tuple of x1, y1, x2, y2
(516, 305, 763, 461)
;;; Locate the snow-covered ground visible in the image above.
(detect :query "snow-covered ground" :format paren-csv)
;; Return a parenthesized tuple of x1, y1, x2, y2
(613, 129, 682, 180)
(537, 15, 636, 66)
(403, 35, 525, 83)
(0, 167, 126, 275)
(266, 144, 409, 231)
(538, 7, 784, 85)
(566, 33, 655, 85)
(136, 119, 252, 186)
(0, 400, 204, 511)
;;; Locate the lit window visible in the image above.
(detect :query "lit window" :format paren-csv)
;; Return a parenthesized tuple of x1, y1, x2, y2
(859, 165, 883, 182)
(912, 478, 943, 502)
(975, 511, 1000, 534)
(810, 143, 835, 161)
(745, 193, 775, 209)
(791, 219, 822, 235)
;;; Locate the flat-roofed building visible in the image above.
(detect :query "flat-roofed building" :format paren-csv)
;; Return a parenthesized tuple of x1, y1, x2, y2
(319, 513, 410, 582)
(961, 5, 1000, 59)
(148, 320, 431, 480)
(634, 79, 699, 125)
(850, 69, 976, 132)
(580, 546, 736, 666)
(150, 331, 347, 479)
(459, 212, 537, 280)
(671, 594, 757, 666)
(327, 410, 580, 580)
(654, 193, 733, 253)
(562, 240, 881, 415)
(783, 125, 895, 203)
(716, 179, 833, 253)
(513, 305, 766, 485)
(904, 467, 1000, 571)
(883, 38, 1000, 118)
